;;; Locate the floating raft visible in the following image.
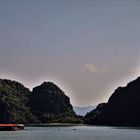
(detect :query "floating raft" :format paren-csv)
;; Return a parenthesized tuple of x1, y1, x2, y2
(0, 124, 24, 131)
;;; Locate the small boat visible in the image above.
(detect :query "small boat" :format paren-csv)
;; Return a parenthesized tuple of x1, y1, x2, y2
(0, 124, 24, 131)
(17, 124, 24, 130)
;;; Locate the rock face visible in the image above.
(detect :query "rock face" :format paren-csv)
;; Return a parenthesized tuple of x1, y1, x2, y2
(85, 77, 140, 126)
(0, 79, 38, 124)
(30, 82, 78, 123)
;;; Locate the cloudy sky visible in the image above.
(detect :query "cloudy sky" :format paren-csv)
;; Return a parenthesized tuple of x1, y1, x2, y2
(0, 0, 140, 106)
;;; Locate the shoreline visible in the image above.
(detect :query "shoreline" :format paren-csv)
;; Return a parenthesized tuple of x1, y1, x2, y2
(25, 123, 87, 127)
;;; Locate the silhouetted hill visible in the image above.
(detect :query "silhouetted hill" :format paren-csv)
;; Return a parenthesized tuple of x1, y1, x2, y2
(0, 79, 81, 123)
(0, 79, 38, 124)
(30, 82, 81, 123)
(85, 77, 140, 126)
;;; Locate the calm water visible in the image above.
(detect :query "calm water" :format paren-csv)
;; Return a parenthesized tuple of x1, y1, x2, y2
(0, 126, 140, 140)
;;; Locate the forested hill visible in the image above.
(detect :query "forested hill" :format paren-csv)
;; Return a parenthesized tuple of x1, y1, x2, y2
(0, 79, 37, 123)
(30, 82, 80, 123)
(85, 77, 140, 126)
(0, 79, 81, 124)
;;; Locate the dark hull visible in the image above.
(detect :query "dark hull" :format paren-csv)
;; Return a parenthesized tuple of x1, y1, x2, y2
(0, 124, 24, 131)
(0, 126, 16, 131)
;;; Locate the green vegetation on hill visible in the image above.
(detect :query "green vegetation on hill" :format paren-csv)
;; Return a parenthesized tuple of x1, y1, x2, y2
(30, 82, 81, 123)
(0, 79, 82, 124)
(0, 79, 38, 124)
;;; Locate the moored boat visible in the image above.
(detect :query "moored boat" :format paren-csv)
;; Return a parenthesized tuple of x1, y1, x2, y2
(0, 124, 24, 131)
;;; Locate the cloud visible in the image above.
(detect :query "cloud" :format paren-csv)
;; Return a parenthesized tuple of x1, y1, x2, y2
(84, 64, 98, 73)
(83, 64, 109, 74)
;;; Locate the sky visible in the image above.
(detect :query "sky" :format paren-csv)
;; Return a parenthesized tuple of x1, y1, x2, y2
(0, 0, 140, 106)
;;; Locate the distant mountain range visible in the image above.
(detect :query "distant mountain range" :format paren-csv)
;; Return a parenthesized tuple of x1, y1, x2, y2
(74, 106, 95, 116)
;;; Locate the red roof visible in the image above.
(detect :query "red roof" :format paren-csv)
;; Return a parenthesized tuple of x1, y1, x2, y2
(0, 124, 17, 127)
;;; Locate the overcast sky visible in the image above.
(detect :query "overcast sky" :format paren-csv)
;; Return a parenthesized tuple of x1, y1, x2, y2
(0, 0, 140, 106)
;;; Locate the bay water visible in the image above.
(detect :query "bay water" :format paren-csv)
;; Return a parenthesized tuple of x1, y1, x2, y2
(0, 125, 140, 140)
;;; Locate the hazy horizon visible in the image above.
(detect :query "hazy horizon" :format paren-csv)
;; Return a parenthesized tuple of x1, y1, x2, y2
(0, 0, 140, 106)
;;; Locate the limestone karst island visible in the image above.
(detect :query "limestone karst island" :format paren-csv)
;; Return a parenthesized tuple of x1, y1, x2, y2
(1, 76, 140, 130)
